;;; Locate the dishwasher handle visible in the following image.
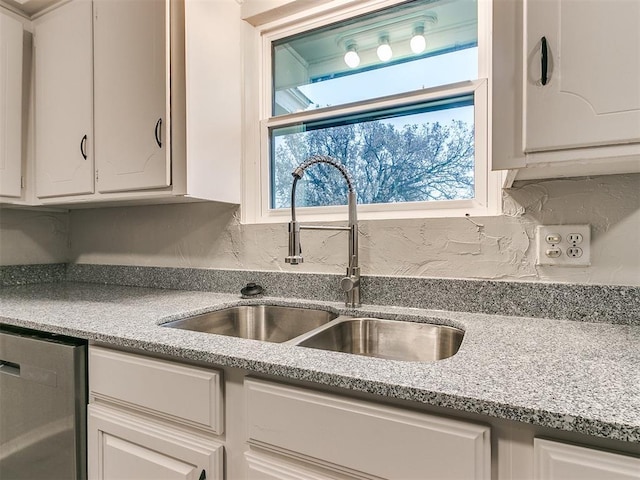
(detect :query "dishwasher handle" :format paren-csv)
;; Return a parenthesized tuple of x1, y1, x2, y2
(0, 359, 57, 386)
(0, 360, 21, 377)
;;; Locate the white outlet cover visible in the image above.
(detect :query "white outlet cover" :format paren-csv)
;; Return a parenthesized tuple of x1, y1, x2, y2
(536, 225, 591, 266)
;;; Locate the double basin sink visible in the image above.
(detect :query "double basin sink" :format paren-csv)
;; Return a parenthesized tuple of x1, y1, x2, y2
(162, 305, 463, 363)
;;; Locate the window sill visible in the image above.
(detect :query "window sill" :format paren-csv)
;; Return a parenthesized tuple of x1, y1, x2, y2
(241, 198, 503, 225)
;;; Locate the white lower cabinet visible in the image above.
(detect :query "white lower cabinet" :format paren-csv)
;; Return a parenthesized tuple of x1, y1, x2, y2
(245, 378, 491, 480)
(88, 346, 224, 480)
(245, 451, 361, 480)
(87, 346, 639, 480)
(534, 438, 640, 480)
(88, 404, 222, 480)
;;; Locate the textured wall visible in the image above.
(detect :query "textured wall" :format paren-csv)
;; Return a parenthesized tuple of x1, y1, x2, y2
(67, 174, 640, 286)
(0, 208, 70, 265)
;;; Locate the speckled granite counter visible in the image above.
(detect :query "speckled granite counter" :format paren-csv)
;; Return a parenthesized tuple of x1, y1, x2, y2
(1, 282, 639, 443)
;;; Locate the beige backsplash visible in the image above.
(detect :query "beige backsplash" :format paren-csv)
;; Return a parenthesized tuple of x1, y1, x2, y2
(2, 174, 639, 286)
(0, 208, 69, 265)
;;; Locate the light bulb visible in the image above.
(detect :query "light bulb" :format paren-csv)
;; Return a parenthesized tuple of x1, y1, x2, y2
(377, 36, 392, 62)
(343, 45, 360, 68)
(410, 33, 426, 54)
(410, 26, 426, 54)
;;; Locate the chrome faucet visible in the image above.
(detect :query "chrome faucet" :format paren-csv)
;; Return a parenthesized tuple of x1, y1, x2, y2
(285, 155, 361, 308)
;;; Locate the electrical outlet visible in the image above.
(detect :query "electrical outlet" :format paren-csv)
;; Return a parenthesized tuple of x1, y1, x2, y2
(566, 247, 583, 258)
(567, 233, 583, 244)
(536, 225, 591, 266)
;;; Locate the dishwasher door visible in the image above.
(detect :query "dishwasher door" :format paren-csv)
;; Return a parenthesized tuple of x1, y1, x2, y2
(0, 325, 87, 480)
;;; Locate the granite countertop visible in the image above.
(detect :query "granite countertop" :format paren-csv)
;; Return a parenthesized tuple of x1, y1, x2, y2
(1, 281, 639, 443)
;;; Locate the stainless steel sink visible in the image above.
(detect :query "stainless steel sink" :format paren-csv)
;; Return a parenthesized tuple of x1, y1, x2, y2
(294, 317, 464, 362)
(162, 305, 338, 343)
(162, 305, 463, 362)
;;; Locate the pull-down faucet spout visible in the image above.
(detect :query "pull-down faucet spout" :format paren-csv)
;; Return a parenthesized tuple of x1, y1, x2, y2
(285, 155, 361, 308)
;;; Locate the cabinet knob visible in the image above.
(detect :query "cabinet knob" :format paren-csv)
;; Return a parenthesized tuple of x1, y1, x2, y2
(340, 275, 359, 292)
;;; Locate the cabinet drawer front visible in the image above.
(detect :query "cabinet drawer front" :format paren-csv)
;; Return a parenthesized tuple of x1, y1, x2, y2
(246, 378, 490, 480)
(90, 346, 223, 434)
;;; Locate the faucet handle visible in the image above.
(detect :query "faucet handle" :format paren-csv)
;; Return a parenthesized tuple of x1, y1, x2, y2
(340, 274, 359, 292)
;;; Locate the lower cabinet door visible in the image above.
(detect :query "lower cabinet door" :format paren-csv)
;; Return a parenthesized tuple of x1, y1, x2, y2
(534, 438, 640, 480)
(246, 451, 363, 480)
(88, 404, 223, 480)
(246, 378, 491, 480)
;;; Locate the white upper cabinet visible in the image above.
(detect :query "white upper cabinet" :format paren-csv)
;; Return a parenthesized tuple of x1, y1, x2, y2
(93, 0, 170, 193)
(0, 10, 24, 198)
(26, 0, 242, 206)
(523, 0, 640, 153)
(183, 0, 242, 205)
(34, 0, 94, 198)
(492, 0, 640, 178)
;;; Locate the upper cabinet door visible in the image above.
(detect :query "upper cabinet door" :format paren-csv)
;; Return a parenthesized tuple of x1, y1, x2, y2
(0, 11, 24, 198)
(93, 0, 170, 193)
(34, 0, 94, 198)
(524, 0, 640, 153)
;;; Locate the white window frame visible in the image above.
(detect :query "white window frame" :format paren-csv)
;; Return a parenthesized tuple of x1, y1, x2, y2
(242, 0, 500, 224)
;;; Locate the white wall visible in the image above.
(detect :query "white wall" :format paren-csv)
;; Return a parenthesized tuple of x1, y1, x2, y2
(0, 207, 69, 264)
(66, 173, 640, 286)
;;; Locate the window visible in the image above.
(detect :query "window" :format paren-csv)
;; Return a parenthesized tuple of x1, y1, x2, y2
(245, 0, 497, 223)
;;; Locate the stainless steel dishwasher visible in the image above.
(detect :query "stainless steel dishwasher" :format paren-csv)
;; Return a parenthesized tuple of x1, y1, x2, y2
(0, 324, 87, 480)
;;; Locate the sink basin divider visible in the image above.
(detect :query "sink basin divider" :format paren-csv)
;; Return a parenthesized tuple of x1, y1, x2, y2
(284, 315, 354, 345)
